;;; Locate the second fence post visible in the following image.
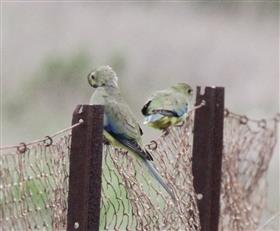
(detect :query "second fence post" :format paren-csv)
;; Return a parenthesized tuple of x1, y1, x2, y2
(192, 86, 224, 231)
(67, 105, 104, 231)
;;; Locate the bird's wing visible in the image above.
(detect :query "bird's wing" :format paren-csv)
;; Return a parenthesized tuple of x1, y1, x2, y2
(151, 109, 179, 117)
(105, 99, 153, 161)
(142, 90, 173, 115)
(142, 90, 188, 117)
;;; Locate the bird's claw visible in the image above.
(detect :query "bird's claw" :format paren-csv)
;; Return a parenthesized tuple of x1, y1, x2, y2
(103, 137, 110, 145)
(162, 128, 170, 136)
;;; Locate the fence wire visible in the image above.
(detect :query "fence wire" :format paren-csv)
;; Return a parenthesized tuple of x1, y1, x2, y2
(100, 115, 200, 231)
(0, 134, 71, 230)
(220, 111, 279, 231)
(0, 109, 279, 231)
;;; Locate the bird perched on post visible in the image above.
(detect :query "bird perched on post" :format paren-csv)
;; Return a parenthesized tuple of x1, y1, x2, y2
(141, 83, 193, 130)
(88, 65, 175, 201)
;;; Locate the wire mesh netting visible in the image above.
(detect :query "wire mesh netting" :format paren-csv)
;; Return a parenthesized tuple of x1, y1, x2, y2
(0, 134, 71, 230)
(0, 109, 279, 231)
(219, 111, 279, 231)
(100, 115, 200, 230)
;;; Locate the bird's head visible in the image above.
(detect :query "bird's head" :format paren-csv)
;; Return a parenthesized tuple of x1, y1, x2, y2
(172, 83, 194, 97)
(88, 65, 118, 88)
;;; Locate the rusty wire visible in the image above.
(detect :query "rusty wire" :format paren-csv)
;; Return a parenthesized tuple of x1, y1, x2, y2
(0, 119, 83, 230)
(100, 112, 200, 230)
(0, 134, 71, 230)
(0, 107, 278, 231)
(0, 120, 83, 151)
(99, 109, 279, 231)
(220, 110, 279, 231)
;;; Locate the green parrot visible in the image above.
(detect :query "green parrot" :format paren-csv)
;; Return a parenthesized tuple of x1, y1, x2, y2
(88, 65, 175, 201)
(141, 83, 193, 130)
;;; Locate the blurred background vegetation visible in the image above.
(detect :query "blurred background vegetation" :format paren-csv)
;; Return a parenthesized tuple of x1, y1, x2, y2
(2, 1, 279, 227)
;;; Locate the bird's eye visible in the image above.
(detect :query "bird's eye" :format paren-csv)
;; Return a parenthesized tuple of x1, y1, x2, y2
(188, 89, 193, 94)
(90, 74, 95, 80)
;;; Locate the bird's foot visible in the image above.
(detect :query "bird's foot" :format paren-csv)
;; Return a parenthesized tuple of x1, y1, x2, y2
(103, 137, 110, 145)
(162, 128, 170, 136)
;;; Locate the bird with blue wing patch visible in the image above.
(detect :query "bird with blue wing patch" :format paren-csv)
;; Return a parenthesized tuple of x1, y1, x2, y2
(88, 65, 175, 201)
(141, 83, 193, 130)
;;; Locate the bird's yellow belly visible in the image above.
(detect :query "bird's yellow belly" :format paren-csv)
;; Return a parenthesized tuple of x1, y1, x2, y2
(103, 130, 121, 147)
(148, 116, 181, 130)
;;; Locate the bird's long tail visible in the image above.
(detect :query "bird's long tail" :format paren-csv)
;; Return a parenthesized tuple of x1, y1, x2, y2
(144, 160, 176, 201)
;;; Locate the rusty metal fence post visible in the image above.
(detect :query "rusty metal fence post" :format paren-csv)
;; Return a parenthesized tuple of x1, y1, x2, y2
(67, 105, 104, 231)
(192, 86, 225, 231)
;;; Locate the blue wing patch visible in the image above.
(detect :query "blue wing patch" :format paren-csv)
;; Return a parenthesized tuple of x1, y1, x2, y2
(104, 120, 153, 161)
